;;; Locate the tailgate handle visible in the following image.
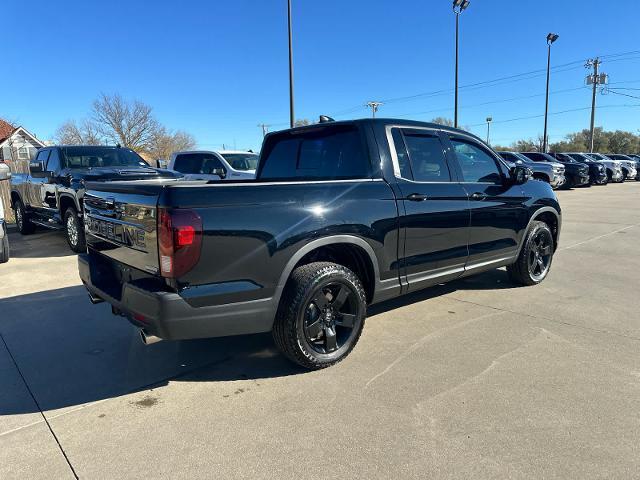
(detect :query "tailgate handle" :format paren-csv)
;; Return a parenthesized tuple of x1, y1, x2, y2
(407, 193, 428, 202)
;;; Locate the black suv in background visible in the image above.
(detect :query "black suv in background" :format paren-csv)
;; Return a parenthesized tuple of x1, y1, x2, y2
(10, 146, 182, 252)
(520, 152, 590, 188)
(497, 151, 565, 189)
(552, 153, 607, 185)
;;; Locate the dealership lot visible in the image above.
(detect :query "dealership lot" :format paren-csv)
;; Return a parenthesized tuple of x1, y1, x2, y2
(1, 183, 639, 479)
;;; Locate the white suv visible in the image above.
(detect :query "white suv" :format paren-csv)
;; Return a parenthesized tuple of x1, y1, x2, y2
(168, 150, 258, 181)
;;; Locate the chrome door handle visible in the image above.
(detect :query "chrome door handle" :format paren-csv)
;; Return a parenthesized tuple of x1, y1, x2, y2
(407, 193, 429, 202)
(470, 192, 487, 201)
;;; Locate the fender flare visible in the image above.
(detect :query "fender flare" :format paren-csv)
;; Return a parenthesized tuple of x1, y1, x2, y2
(516, 207, 562, 257)
(58, 193, 81, 214)
(9, 189, 24, 209)
(272, 235, 381, 308)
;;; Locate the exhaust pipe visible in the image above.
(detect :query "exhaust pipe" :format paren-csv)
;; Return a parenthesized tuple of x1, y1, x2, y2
(140, 329, 163, 346)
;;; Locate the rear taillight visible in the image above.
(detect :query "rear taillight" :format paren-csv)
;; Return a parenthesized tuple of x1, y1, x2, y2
(158, 208, 202, 278)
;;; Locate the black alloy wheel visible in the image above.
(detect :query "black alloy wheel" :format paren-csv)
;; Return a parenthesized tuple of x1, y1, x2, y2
(527, 229, 553, 282)
(507, 221, 555, 286)
(273, 262, 366, 369)
(303, 281, 360, 355)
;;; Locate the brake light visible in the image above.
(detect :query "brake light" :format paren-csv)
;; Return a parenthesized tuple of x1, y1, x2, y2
(158, 208, 202, 278)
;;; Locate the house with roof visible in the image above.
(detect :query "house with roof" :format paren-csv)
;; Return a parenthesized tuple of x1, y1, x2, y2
(0, 118, 45, 163)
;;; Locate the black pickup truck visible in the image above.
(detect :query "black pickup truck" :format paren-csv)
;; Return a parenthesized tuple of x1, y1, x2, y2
(10, 145, 181, 252)
(79, 119, 561, 369)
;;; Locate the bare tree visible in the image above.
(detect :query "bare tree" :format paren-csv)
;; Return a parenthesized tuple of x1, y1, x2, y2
(147, 127, 196, 161)
(92, 93, 159, 151)
(55, 120, 102, 145)
(431, 117, 454, 127)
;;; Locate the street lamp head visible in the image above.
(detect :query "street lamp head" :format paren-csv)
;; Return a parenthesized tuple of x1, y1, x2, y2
(486, 117, 493, 123)
(547, 33, 559, 45)
(453, 0, 470, 12)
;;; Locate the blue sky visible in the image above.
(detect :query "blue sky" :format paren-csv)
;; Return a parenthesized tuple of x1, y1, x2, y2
(3, 0, 639, 152)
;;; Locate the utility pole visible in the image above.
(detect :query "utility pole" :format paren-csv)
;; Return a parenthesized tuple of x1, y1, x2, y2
(486, 117, 492, 145)
(586, 58, 607, 153)
(257, 124, 271, 137)
(366, 101, 383, 118)
(287, 0, 295, 128)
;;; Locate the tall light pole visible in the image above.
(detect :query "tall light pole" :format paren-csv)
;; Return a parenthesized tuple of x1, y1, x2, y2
(486, 116, 492, 145)
(453, 0, 470, 129)
(287, 0, 295, 128)
(542, 33, 559, 153)
(366, 101, 383, 118)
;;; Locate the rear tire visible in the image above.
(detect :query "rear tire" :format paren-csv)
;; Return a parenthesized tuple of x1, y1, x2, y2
(64, 207, 86, 253)
(14, 199, 35, 234)
(507, 221, 555, 286)
(272, 262, 366, 370)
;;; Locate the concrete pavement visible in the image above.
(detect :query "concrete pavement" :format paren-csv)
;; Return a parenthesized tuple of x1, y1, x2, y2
(1, 182, 639, 479)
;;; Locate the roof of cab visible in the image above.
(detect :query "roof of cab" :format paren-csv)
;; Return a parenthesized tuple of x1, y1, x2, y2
(267, 117, 486, 144)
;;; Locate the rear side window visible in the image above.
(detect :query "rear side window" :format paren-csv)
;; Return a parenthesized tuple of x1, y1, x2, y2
(173, 153, 224, 174)
(259, 126, 370, 180)
(401, 132, 451, 182)
(451, 138, 502, 184)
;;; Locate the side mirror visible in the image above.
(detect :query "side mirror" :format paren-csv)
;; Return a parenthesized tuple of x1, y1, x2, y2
(510, 164, 530, 185)
(0, 163, 10, 181)
(212, 168, 226, 179)
(29, 161, 46, 178)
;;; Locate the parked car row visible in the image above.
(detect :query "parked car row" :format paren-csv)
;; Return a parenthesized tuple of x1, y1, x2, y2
(497, 150, 639, 188)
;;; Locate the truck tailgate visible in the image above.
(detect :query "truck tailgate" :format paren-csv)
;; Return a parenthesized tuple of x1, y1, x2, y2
(83, 182, 164, 275)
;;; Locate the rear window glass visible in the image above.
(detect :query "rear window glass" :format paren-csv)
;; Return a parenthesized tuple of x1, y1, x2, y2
(259, 126, 370, 181)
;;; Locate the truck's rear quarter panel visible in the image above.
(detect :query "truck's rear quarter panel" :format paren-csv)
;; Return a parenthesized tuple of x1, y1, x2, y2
(161, 179, 399, 305)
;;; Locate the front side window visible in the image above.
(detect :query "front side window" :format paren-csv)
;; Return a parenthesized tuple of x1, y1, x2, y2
(401, 132, 451, 182)
(222, 153, 259, 171)
(259, 125, 370, 181)
(451, 138, 502, 184)
(173, 153, 224, 174)
(35, 149, 50, 163)
(46, 149, 61, 173)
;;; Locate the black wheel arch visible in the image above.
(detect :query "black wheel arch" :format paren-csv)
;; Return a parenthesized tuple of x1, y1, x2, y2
(59, 194, 81, 216)
(517, 207, 561, 256)
(274, 236, 381, 310)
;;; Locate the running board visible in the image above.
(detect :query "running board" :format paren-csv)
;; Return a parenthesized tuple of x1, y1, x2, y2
(30, 219, 64, 230)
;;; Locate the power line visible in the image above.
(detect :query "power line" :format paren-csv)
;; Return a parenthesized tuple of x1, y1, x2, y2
(271, 50, 640, 125)
(466, 104, 639, 128)
(605, 90, 640, 100)
(375, 87, 586, 120)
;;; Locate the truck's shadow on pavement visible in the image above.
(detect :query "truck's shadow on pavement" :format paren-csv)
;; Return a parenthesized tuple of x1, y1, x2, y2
(7, 230, 77, 259)
(0, 269, 518, 415)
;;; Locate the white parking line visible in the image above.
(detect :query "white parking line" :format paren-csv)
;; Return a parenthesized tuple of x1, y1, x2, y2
(559, 223, 639, 251)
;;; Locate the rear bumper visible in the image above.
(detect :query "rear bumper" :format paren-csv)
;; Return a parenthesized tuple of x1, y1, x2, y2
(78, 254, 275, 340)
